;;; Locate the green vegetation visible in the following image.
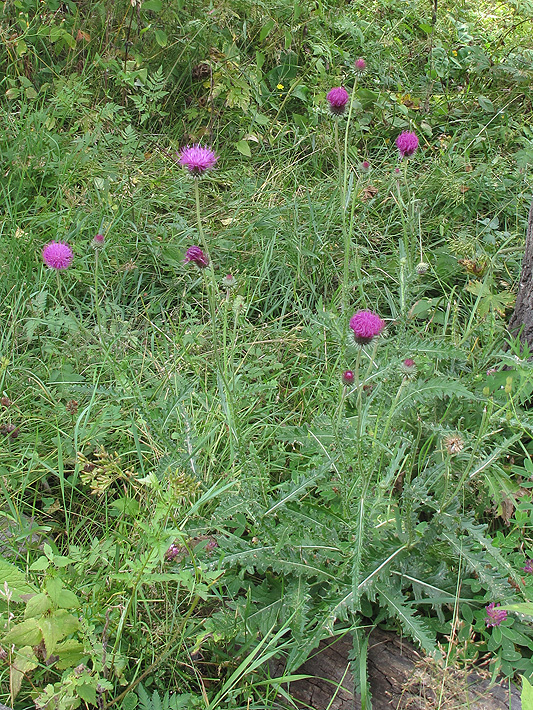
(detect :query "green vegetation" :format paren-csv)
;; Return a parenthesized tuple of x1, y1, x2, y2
(1, 0, 533, 707)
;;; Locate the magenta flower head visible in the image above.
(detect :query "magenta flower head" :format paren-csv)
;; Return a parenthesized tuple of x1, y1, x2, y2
(326, 87, 349, 116)
(42, 241, 74, 270)
(354, 58, 366, 72)
(523, 559, 533, 573)
(184, 245, 209, 269)
(349, 310, 385, 345)
(396, 131, 419, 158)
(485, 602, 507, 627)
(178, 144, 218, 176)
(94, 233, 104, 244)
(342, 370, 354, 384)
(401, 358, 417, 376)
(361, 160, 370, 172)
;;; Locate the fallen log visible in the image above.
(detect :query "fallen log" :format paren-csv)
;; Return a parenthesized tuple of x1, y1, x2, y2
(275, 629, 521, 709)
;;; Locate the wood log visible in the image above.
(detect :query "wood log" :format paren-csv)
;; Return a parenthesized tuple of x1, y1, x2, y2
(274, 629, 521, 709)
(509, 196, 533, 351)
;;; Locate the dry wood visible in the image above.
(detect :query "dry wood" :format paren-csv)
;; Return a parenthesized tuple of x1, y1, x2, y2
(273, 629, 521, 709)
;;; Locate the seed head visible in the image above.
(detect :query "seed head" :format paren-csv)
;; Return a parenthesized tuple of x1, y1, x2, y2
(42, 241, 74, 270)
(179, 144, 219, 176)
(443, 434, 464, 455)
(326, 87, 349, 116)
(349, 310, 385, 345)
(416, 262, 429, 275)
(396, 131, 419, 158)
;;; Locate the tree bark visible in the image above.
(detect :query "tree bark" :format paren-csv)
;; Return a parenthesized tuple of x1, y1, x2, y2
(508, 197, 533, 350)
(272, 629, 521, 709)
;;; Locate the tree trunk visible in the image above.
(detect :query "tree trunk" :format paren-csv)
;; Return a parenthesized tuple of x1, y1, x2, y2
(508, 197, 533, 350)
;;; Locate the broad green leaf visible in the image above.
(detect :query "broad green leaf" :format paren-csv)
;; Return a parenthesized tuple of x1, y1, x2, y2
(49, 609, 79, 637)
(143, 0, 162, 9)
(3, 618, 43, 646)
(10, 646, 38, 699)
(521, 676, 533, 710)
(259, 20, 275, 42)
(55, 640, 86, 670)
(24, 592, 51, 619)
(39, 616, 63, 656)
(56, 588, 80, 609)
(46, 576, 64, 604)
(154, 29, 168, 47)
(29, 555, 50, 571)
(236, 140, 251, 157)
(0, 555, 36, 602)
(77, 681, 97, 705)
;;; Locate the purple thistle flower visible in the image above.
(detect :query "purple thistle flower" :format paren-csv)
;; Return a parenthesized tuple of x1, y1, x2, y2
(361, 160, 370, 172)
(349, 310, 385, 345)
(179, 144, 219, 176)
(94, 233, 105, 244)
(485, 602, 507, 627)
(342, 370, 354, 384)
(396, 131, 419, 158)
(184, 246, 209, 269)
(354, 58, 366, 72)
(523, 559, 533, 573)
(326, 87, 349, 116)
(42, 241, 74, 270)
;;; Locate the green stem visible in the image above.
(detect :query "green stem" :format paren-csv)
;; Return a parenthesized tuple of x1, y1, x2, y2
(94, 249, 104, 342)
(194, 179, 236, 462)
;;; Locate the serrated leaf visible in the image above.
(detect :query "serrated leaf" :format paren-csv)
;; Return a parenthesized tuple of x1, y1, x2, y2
(55, 640, 86, 669)
(0, 556, 36, 602)
(77, 681, 97, 705)
(29, 555, 50, 571)
(56, 588, 79, 609)
(10, 646, 38, 699)
(39, 616, 62, 656)
(24, 592, 52, 619)
(45, 576, 64, 604)
(3, 618, 43, 646)
(376, 583, 438, 657)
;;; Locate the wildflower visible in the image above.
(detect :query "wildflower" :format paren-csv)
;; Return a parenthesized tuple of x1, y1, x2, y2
(178, 144, 219, 176)
(523, 560, 533, 574)
(326, 87, 349, 116)
(42, 241, 74, 270)
(165, 543, 182, 562)
(342, 370, 354, 384)
(485, 602, 507, 627)
(93, 233, 105, 246)
(276, 83, 284, 90)
(361, 160, 370, 172)
(349, 310, 385, 345)
(396, 131, 419, 158)
(416, 262, 429, 275)
(486, 368, 497, 377)
(184, 246, 209, 269)
(443, 434, 464, 455)
(401, 358, 417, 376)
(395, 167, 401, 174)
(0, 423, 19, 440)
(222, 273, 236, 287)
(354, 58, 366, 72)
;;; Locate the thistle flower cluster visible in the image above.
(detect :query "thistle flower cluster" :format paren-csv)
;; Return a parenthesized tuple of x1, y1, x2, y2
(349, 310, 385, 345)
(42, 241, 74, 270)
(179, 144, 218, 176)
(184, 246, 209, 269)
(326, 87, 349, 116)
(396, 131, 419, 158)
